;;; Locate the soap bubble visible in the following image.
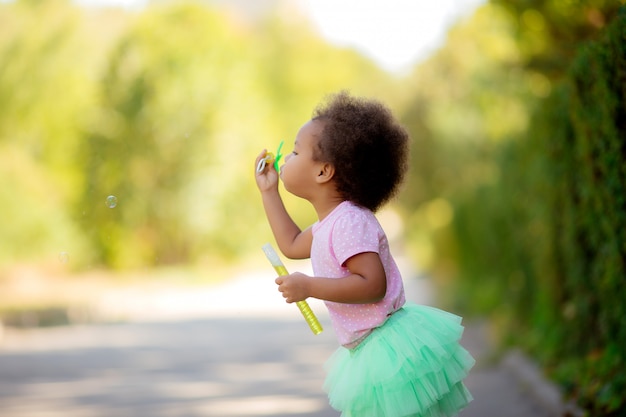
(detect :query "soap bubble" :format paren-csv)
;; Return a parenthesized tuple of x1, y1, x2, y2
(58, 251, 69, 263)
(106, 195, 118, 208)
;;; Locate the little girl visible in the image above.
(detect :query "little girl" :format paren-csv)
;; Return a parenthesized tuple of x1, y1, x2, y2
(254, 91, 475, 417)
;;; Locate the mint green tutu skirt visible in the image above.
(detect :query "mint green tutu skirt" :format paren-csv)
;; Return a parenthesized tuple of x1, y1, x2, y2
(323, 303, 475, 417)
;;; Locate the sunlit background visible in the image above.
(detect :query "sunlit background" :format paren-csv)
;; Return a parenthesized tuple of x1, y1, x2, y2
(0, 0, 624, 415)
(0, 0, 489, 310)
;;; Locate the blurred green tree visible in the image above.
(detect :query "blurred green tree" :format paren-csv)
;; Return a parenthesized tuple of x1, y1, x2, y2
(78, 2, 247, 268)
(425, 3, 626, 413)
(0, 0, 93, 266)
(398, 3, 537, 275)
(76, 1, 400, 269)
(492, 0, 622, 79)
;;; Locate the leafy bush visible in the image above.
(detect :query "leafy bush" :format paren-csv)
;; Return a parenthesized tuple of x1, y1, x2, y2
(449, 7, 626, 415)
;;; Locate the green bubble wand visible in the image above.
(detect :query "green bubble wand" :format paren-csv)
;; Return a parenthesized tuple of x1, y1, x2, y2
(262, 243, 323, 335)
(256, 140, 284, 173)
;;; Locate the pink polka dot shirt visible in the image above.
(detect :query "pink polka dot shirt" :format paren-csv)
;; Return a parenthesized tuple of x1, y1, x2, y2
(311, 201, 406, 348)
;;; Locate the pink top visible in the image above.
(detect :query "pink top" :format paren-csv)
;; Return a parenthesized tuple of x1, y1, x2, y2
(311, 201, 406, 348)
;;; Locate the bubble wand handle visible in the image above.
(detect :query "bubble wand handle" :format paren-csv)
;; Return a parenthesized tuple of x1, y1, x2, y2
(262, 243, 323, 335)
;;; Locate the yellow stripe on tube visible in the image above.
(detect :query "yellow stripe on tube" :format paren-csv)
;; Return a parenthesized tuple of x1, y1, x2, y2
(262, 244, 323, 335)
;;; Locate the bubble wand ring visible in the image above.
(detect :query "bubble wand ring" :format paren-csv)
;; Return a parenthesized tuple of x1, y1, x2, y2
(256, 140, 284, 173)
(262, 243, 323, 335)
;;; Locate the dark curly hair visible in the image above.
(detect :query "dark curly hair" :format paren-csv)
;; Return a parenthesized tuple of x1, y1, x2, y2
(311, 91, 410, 212)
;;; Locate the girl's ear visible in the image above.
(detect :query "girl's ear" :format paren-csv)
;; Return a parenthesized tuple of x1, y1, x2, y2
(315, 162, 335, 184)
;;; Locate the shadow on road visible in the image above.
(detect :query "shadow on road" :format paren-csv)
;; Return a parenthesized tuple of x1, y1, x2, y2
(0, 317, 339, 417)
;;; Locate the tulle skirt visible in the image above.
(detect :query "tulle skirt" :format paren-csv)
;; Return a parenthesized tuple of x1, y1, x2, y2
(323, 303, 475, 417)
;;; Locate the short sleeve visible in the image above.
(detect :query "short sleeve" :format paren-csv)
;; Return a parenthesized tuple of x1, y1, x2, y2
(331, 209, 381, 267)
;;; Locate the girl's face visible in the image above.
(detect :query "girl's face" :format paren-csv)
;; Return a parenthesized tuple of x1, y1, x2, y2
(280, 119, 325, 200)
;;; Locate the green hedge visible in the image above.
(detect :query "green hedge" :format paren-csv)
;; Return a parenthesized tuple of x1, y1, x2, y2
(450, 8, 625, 415)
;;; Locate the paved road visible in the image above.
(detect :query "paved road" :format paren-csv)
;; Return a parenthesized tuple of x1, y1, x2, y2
(0, 265, 552, 417)
(458, 321, 551, 417)
(0, 317, 339, 417)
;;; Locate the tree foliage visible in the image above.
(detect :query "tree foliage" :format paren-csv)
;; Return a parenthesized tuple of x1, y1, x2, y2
(437, 4, 625, 414)
(492, 0, 622, 78)
(0, 0, 93, 264)
(0, 0, 398, 269)
(78, 3, 244, 267)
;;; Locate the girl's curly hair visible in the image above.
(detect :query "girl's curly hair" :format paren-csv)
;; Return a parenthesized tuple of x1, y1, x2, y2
(312, 91, 410, 212)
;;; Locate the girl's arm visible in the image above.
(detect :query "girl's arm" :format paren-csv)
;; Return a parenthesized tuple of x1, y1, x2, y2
(275, 251, 387, 304)
(255, 150, 312, 259)
(260, 187, 313, 259)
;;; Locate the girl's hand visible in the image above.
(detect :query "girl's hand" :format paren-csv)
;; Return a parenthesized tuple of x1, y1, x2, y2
(275, 272, 310, 303)
(255, 149, 279, 192)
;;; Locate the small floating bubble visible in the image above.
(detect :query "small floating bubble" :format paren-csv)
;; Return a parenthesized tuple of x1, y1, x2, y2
(106, 195, 118, 208)
(59, 251, 69, 263)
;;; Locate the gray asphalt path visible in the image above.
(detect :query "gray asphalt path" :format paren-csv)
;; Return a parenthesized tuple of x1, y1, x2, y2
(0, 317, 339, 417)
(0, 265, 553, 417)
(459, 321, 551, 417)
